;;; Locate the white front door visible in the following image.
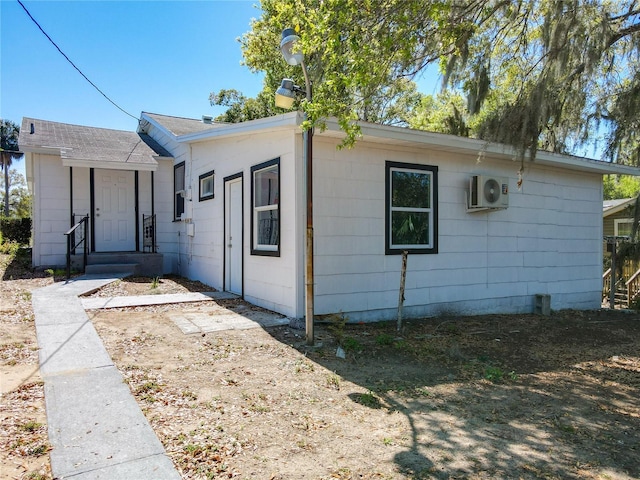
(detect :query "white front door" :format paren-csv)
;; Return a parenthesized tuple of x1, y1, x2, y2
(94, 169, 136, 252)
(225, 176, 243, 294)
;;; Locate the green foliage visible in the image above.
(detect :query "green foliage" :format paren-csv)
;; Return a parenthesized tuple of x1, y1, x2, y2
(326, 312, 348, 342)
(239, 1, 640, 162)
(1, 119, 21, 164)
(1, 119, 23, 217)
(25, 473, 48, 480)
(603, 175, 640, 200)
(408, 92, 470, 135)
(0, 217, 31, 245)
(375, 333, 394, 346)
(209, 89, 279, 123)
(0, 168, 31, 218)
(341, 336, 362, 352)
(19, 421, 43, 432)
(484, 366, 518, 383)
(354, 391, 381, 408)
(0, 240, 20, 255)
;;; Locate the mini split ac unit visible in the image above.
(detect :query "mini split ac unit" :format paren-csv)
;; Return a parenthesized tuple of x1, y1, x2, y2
(468, 175, 509, 209)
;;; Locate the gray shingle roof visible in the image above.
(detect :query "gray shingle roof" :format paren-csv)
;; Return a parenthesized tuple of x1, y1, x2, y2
(603, 197, 635, 213)
(19, 118, 172, 168)
(143, 112, 223, 137)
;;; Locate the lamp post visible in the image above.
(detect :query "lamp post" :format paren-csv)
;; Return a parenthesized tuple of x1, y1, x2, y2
(275, 28, 315, 346)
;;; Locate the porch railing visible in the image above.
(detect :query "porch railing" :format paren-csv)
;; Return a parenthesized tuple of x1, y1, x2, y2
(626, 269, 640, 307)
(65, 214, 89, 279)
(143, 214, 156, 253)
(603, 268, 612, 300)
(603, 261, 640, 308)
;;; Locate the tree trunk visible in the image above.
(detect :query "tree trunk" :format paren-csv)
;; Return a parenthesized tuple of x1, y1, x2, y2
(2, 155, 9, 217)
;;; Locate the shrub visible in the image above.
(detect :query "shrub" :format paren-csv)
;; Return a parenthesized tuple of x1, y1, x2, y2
(0, 217, 31, 245)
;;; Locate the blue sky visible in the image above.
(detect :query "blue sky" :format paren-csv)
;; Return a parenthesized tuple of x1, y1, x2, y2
(1, 0, 267, 174)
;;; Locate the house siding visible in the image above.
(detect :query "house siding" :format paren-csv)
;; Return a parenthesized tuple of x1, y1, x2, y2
(30, 154, 71, 268)
(27, 151, 175, 271)
(151, 158, 176, 273)
(148, 128, 302, 318)
(26, 113, 640, 321)
(603, 209, 633, 237)
(312, 136, 604, 321)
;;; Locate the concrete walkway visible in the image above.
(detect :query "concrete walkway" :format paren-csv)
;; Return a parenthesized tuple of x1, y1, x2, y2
(32, 274, 181, 480)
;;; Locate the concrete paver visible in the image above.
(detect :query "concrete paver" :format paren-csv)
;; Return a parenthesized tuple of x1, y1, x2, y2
(32, 274, 181, 480)
(169, 307, 290, 334)
(45, 367, 176, 479)
(80, 290, 240, 310)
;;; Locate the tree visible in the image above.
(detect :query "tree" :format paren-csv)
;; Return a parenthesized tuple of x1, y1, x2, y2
(0, 168, 31, 218)
(408, 91, 470, 136)
(0, 120, 22, 216)
(240, 0, 640, 161)
(603, 175, 640, 200)
(209, 89, 279, 123)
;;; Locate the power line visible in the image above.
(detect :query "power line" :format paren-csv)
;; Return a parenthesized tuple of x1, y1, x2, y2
(17, 0, 138, 122)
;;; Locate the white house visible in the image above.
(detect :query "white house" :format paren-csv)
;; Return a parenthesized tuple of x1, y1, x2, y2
(19, 112, 640, 321)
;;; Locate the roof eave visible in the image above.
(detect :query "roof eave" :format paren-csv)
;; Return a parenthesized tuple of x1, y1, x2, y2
(19, 145, 64, 155)
(603, 199, 636, 217)
(61, 158, 158, 172)
(139, 112, 177, 138)
(175, 112, 301, 143)
(318, 119, 640, 176)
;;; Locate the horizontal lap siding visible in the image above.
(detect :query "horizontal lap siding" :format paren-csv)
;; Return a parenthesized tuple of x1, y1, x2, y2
(313, 137, 603, 321)
(176, 130, 300, 318)
(32, 154, 70, 268)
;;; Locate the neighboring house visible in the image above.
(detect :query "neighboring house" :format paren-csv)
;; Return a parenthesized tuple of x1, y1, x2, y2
(19, 112, 640, 321)
(603, 197, 636, 238)
(602, 197, 640, 307)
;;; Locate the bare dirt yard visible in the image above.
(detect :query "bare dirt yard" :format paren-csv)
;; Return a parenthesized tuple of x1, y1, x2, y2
(1, 250, 53, 480)
(2, 250, 640, 479)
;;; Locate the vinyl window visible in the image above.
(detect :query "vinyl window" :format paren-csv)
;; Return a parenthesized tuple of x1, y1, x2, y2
(385, 161, 438, 254)
(251, 158, 280, 256)
(199, 170, 214, 201)
(174, 162, 185, 221)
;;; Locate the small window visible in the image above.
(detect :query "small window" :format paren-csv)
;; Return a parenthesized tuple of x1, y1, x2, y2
(199, 170, 214, 201)
(174, 162, 185, 221)
(615, 218, 634, 237)
(385, 161, 438, 254)
(251, 158, 280, 256)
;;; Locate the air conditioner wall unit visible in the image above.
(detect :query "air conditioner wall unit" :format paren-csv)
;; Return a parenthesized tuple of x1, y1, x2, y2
(468, 175, 509, 209)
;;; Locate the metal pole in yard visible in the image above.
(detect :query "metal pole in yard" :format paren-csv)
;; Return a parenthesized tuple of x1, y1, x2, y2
(610, 239, 616, 310)
(397, 250, 409, 331)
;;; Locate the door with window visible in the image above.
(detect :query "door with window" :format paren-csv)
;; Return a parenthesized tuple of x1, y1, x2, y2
(94, 169, 136, 252)
(224, 175, 243, 295)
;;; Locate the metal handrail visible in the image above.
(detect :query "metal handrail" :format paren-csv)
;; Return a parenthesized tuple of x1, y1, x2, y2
(142, 214, 156, 253)
(65, 215, 89, 279)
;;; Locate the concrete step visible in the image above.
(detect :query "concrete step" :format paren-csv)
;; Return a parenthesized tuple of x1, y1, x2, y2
(72, 253, 163, 277)
(85, 263, 138, 276)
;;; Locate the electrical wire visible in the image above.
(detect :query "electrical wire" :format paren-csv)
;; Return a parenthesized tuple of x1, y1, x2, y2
(17, 0, 138, 121)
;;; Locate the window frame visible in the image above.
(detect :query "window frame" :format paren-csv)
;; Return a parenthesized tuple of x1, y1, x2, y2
(385, 161, 438, 255)
(614, 218, 634, 237)
(199, 170, 215, 201)
(173, 161, 185, 221)
(250, 158, 280, 256)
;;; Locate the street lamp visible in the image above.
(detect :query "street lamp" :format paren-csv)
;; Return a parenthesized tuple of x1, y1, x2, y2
(277, 28, 315, 346)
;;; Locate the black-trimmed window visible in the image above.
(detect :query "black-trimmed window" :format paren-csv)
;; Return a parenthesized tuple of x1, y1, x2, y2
(251, 158, 280, 256)
(385, 161, 438, 254)
(199, 170, 214, 201)
(174, 162, 185, 221)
